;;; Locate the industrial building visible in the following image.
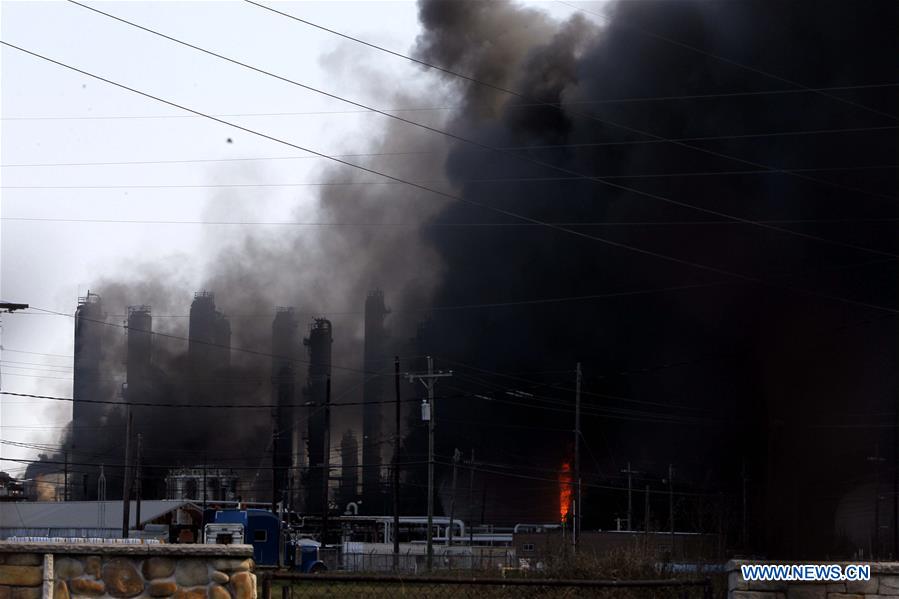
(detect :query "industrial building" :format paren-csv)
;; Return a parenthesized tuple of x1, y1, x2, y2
(165, 467, 239, 503)
(0, 472, 24, 501)
(0, 500, 202, 541)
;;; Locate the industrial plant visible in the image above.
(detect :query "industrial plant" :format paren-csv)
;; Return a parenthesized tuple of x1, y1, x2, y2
(2, 0, 895, 594)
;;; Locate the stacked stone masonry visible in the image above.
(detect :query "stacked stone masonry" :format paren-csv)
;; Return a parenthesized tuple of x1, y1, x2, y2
(728, 560, 899, 599)
(0, 544, 255, 599)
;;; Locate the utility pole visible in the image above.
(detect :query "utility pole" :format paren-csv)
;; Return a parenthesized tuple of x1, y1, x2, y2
(741, 461, 748, 550)
(271, 424, 278, 514)
(98, 465, 106, 529)
(135, 433, 143, 529)
(668, 464, 675, 561)
(448, 448, 461, 547)
(894, 408, 898, 557)
(868, 444, 886, 558)
(63, 451, 69, 502)
(393, 357, 401, 571)
(644, 484, 650, 548)
(406, 356, 453, 572)
(621, 462, 640, 531)
(121, 409, 133, 538)
(468, 449, 475, 547)
(203, 460, 207, 510)
(573, 362, 581, 551)
(321, 377, 332, 547)
(0, 303, 28, 444)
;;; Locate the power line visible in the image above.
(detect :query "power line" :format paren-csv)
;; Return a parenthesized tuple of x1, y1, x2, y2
(0, 390, 421, 410)
(1, 453, 428, 472)
(5, 216, 898, 228)
(5, 83, 896, 121)
(24, 303, 405, 376)
(0, 384, 714, 425)
(438, 458, 724, 498)
(0, 348, 73, 359)
(442, 381, 721, 426)
(14, 283, 723, 327)
(450, 369, 706, 413)
(242, 0, 898, 205)
(0, 40, 745, 284)
(245, 0, 893, 123)
(4, 41, 896, 317)
(0, 360, 73, 371)
(65, 1, 899, 256)
(4, 127, 896, 169)
(554, 1, 897, 122)
(6, 164, 898, 189)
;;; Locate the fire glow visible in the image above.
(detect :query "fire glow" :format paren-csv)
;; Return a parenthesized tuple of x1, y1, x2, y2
(559, 461, 572, 522)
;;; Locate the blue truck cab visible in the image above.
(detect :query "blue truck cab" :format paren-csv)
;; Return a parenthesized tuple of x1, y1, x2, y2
(204, 509, 280, 566)
(204, 509, 326, 572)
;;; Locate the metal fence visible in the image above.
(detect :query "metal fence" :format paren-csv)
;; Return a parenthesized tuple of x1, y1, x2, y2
(261, 572, 714, 599)
(333, 549, 516, 573)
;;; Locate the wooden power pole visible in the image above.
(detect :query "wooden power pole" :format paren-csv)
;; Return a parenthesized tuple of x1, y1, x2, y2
(573, 362, 582, 551)
(393, 357, 401, 570)
(121, 409, 133, 538)
(406, 356, 452, 571)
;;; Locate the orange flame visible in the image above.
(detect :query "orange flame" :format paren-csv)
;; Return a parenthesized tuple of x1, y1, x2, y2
(559, 461, 572, 522)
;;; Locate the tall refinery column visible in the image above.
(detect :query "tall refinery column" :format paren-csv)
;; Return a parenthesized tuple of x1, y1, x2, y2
(271, 307, 300, 509)
(72, 292, 107, 500)
(362, 290, 390, 514)
(304, 318, 333, 514)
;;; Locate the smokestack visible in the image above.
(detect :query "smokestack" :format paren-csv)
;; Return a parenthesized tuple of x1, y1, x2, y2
(72, 291, 107, 499)
(362, 290, 390, 513)
(189, 291, 230, 371)
(125, 305, 152, 393)
(271, 307, 301, 508)
(304, 318, 332, 514)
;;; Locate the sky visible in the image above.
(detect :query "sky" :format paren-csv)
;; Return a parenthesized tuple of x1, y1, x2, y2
(0, 1, 601, 482)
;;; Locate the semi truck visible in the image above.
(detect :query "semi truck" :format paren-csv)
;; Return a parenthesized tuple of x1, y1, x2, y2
(203, 508, 326, 573)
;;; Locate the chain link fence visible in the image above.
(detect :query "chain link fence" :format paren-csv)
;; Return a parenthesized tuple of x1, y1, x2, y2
(261, 572, 714, 599)
(328, 548, 516, 573)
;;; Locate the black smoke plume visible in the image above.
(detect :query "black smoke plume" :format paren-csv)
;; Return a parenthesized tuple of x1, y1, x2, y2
(31, 0, 896, 558)
(407, 0, 897, 557)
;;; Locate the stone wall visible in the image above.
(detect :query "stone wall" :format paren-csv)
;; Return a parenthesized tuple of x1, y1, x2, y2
(727, 560, 898, 598)
(0, 543, 255, 599)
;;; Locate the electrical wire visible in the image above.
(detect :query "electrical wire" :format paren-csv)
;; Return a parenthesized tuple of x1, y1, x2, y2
(63, 0, 899, 257)
(7, 164, 898, 188)
(554, 1, 897, 122)
(0, 390, 422, 410)
(5, 216, 899, 228)
(4, 128, 896, 168)
(5, 82, 896, 121)
(3, 40, 897, 320)
(242, 0, 898, 204)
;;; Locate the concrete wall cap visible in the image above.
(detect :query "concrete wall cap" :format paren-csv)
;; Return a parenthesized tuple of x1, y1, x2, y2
(0, 544, 253, 558)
